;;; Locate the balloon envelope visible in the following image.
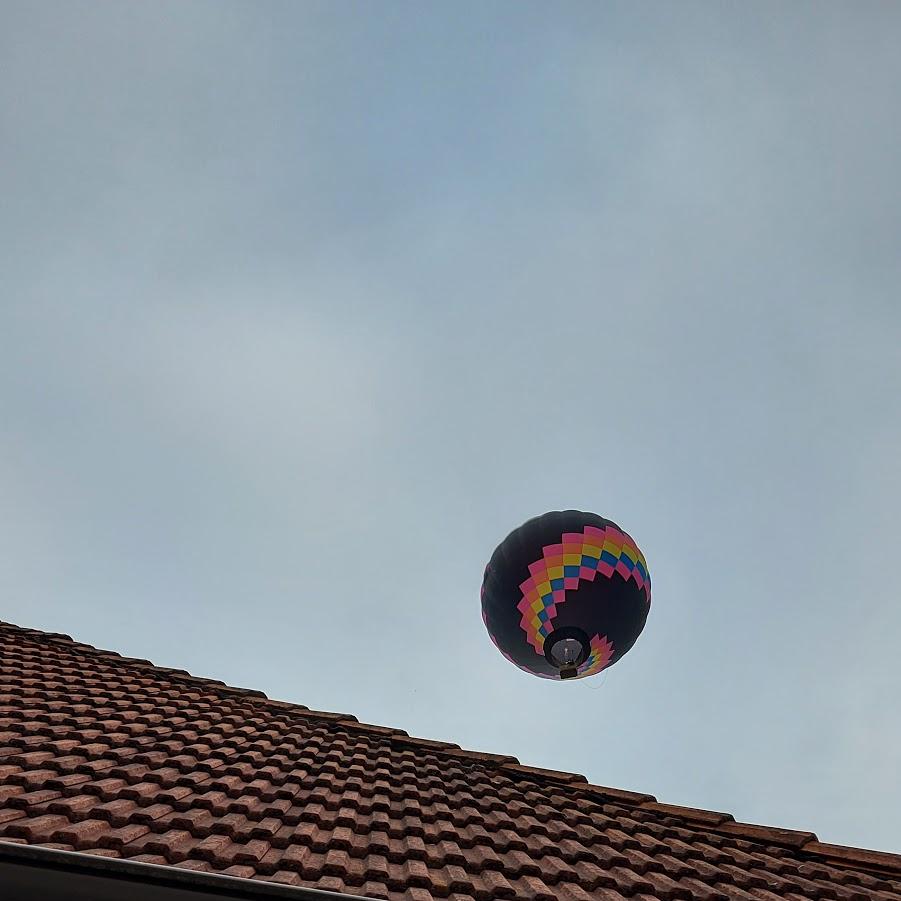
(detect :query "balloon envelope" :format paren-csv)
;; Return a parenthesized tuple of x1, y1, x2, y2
(481, 510, 651, 680)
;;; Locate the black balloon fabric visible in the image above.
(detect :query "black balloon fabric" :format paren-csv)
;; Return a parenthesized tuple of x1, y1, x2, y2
(481, 511, 651, 680)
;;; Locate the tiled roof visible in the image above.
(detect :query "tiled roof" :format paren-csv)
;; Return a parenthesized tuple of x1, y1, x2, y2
(1, 621, 899, 901)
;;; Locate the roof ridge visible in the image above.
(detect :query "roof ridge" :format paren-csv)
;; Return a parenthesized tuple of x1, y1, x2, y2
(0, 620, 316, 711)
(3, 619, 899, 878)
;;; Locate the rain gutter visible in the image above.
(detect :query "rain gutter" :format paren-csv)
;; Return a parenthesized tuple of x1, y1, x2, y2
(0, 841, 373, 901)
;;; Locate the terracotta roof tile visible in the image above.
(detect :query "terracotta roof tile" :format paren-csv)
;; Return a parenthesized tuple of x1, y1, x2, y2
(0, 808, 27, 826)
(0, 620, 899, 901)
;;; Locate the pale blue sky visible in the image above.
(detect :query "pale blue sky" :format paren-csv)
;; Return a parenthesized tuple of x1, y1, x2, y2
(2, 1, 900, 852)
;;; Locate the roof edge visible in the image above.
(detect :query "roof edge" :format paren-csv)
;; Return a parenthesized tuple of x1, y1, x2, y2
(800, 841, 901, 878)
(0, 840, 372, 901)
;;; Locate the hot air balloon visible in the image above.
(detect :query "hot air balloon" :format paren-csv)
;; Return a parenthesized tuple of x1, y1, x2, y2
(481, 510, 650, 680)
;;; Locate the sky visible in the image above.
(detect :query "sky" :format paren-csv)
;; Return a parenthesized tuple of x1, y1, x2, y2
(2, 1, 900, 854)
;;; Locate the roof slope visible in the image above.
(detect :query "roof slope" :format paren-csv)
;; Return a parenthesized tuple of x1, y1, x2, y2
(1, 621, 899, 901)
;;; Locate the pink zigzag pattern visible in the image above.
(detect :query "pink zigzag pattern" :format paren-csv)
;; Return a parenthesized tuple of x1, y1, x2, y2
(516, 524, 651, 653)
